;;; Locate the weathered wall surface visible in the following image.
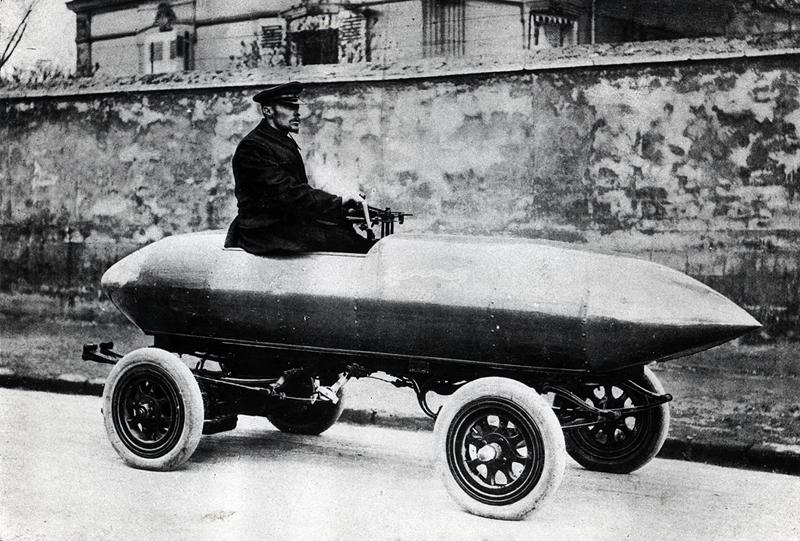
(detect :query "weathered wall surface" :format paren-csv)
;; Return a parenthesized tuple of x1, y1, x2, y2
(2, 38, 799, 339)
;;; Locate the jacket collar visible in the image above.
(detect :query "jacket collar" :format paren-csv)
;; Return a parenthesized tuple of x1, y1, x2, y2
(255, 119, 301, 152)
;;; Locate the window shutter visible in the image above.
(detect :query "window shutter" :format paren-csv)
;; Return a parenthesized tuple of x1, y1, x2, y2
(260, 25, 283, 48)
(339, 16, 364, 42)
(422, 0, 465, 57)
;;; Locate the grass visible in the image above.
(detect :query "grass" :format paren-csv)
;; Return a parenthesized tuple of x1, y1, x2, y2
(670, 341, 800, 378)
(0, 292, 128, 325)
(0, 317, 147, 380)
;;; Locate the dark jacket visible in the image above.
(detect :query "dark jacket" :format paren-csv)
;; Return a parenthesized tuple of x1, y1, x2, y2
(231, 119, 344, 229)
(227, 120, 371, 254)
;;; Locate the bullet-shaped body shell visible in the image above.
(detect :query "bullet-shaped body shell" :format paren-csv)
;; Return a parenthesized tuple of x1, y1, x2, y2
(102, 232, 760, 373)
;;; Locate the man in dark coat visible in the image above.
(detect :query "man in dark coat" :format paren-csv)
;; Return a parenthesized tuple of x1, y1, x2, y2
(226, 81, 373, 254)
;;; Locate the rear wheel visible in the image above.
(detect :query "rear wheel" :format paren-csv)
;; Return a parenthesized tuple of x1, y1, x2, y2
(434, 377, 565, 520)
(265, 374, 345, 435)
(102, 348, 204, 471)
(558, 366, 670, 473)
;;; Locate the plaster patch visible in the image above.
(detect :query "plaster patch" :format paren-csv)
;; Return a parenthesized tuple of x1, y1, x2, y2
(785, 107, 800, 134)
(428, 99, 470, 138)
(710, 69, 782, 122)
(215, 109, 255, 141)
(729, 135, 755, 169)
(734, 185, 789, 209)
(116, 104, 140, 124)
(133, 225, 164, 243)
(212, 98, 236, 115)
(392, 90, 431, 132)
(597, 189, 635, 220)
(118, 144, 160, 163)
(192, 101, 207, 122)
(138, 106, 166, 127)
(770, 150, 800, 175)
(341, 107, 382, 135)
(210, 136, 237, 164)
(31, 161, 58, 189)
(309, 161, 360, 195)
(471, 84, 530, 116)
(84, 230, 116, 244)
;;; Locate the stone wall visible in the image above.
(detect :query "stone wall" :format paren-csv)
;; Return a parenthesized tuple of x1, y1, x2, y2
(2, 35, 800, 339)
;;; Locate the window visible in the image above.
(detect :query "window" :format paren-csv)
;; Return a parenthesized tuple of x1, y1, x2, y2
(594, 0, 726, 42)
(293, 29, 339, 65)
(151, 41, 163, 62)
(422, 0, 466, 57)
(588, 0, 797, 44)
(530, 14, 577, 48)
(142, 29, 192, 74)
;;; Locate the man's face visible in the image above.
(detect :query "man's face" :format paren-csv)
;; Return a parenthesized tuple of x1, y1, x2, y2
(265, 102, 301, 134)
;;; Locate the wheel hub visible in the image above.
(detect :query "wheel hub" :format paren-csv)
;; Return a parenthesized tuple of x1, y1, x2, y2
(133, 399, 157, 421)
(476, 442, 503, 462)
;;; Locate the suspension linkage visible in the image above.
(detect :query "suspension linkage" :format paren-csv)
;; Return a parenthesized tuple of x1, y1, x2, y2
(543, 383, 672, 420)
(400, 378, 441, 420)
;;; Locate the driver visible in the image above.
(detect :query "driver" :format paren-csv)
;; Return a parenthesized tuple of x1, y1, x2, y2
(225, 81, 374, 254)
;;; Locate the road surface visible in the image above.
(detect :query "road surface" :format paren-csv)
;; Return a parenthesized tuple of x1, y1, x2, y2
(0, 388, 798, 540)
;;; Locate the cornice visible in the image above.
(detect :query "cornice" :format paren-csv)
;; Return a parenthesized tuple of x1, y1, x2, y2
(66, 0, 142, 15)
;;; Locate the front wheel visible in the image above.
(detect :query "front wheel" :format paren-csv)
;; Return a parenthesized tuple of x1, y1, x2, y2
(434, 377, 566, 520)
(557, 366, 670, 473)
(102, 348, 204, 471)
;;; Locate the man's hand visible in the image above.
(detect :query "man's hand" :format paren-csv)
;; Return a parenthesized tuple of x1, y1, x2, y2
(341, 190, 366, 207)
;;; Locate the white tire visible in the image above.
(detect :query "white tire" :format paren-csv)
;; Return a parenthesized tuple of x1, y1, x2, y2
(102, 347, 204, 471)
(434, 377, 566, 520)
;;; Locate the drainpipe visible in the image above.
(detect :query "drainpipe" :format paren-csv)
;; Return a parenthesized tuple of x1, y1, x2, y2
(191, 0, 197, 70)
(521, 4, 529, 50)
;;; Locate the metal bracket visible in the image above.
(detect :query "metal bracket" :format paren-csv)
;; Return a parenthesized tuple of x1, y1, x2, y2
(409, 379, 442, 419)
(82, 342, 122, 365)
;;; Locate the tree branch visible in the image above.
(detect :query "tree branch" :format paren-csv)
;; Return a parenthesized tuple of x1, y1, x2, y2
(0, 3, 36, 70)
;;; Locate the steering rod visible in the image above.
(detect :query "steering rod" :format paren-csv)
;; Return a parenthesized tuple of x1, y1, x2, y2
(362, 200, 371, 225)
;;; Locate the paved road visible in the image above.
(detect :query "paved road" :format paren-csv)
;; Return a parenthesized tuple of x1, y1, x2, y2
(1, 388, 798, 541)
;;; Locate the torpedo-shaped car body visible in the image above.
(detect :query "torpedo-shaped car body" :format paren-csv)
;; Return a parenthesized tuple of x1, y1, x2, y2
(102, 231, 759, 373)
(88, 228, 760, 521)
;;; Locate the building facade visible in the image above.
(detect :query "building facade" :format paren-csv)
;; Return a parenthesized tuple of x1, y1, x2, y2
(66, 0, 800, 76)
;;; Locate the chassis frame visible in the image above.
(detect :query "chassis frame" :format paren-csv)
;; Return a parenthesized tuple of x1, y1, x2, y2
(84, 339, 672, 463)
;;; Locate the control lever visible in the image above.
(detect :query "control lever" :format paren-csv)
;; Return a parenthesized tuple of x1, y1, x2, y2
(362, 200, 371, 226)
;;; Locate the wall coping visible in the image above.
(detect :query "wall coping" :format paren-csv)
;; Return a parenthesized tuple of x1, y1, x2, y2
(2, 33, 800, 101)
